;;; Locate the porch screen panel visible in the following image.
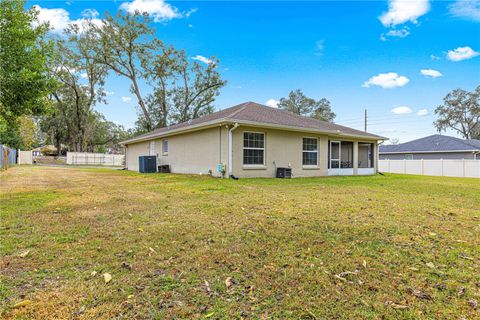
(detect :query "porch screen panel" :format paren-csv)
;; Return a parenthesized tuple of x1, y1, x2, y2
(358, 143, 374, 168)
(340, 141, 353, 168)
(329, 141, 340, 168)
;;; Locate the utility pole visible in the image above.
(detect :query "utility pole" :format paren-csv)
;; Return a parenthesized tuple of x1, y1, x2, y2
(364, 109, 367, 132)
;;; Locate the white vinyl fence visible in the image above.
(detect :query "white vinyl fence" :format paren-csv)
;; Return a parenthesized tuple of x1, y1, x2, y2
(18, 150, 33, 164)
(379, 159, 480, 178)
(67, 152, 125, 166)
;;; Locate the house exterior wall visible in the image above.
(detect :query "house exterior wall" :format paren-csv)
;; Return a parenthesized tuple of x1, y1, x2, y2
(125, 140, 149, 172)
(125, 125, 379, 178)
(379, 152, 477, 160)
(231, 126, 378, 178)
(125, 126, 229, 177)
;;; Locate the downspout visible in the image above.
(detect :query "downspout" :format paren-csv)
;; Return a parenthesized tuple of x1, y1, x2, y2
(228, 123, 240, 178)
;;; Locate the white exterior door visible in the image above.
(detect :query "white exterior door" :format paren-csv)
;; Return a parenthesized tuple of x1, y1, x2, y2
(149, 141, 156, 156)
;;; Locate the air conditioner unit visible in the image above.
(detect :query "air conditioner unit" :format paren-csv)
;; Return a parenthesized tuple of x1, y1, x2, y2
(139, 156, 157, 173)
(276, 167, 292, 178)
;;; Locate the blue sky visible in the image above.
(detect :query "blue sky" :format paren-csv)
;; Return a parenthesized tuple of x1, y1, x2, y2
(30, 0, 480, 143)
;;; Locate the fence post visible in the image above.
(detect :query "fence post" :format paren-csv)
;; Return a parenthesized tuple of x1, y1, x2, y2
(421, 159, 424, 175)
(441, 159, 444, 176)
(463, 158, 465, 178)
(404, 159, 406, 174)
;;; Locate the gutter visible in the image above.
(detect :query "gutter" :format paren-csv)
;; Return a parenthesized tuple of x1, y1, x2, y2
(228, 123, 239, 177)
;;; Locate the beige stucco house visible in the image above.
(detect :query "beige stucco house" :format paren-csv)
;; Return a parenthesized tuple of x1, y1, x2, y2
(121, 102, 386, 178)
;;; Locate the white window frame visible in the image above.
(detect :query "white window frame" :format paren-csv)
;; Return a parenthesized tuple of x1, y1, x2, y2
(405, 154, 413, 160)
(302, 137, 318, 167)
(242, 131, 265, 166)
(162, 139, 168, 156)
(149, 141, 156, 156)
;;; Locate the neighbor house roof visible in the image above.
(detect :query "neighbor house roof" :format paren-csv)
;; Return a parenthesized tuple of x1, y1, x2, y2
(122, 102, 386, 145)
(379, 135, 480, 154)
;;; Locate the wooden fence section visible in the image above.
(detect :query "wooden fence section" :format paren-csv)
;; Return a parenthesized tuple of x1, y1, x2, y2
(379, 159, 480, 178)
(0, 145, 17, 169)
(66, 152, 125, 166)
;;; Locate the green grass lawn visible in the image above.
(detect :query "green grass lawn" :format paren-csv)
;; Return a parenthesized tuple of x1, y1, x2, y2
(1, 166, 479, 319)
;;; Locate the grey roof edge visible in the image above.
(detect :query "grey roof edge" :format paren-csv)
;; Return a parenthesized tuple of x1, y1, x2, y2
(380, 150, 480, 154)
(121, 101, 388, 145)
(379, 134, 480, 153)
(121, 117, 387, 145)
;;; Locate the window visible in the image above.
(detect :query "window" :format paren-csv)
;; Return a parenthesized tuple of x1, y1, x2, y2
(243, 132, 264, 165)
(358, 143, 374, 168)
(303, 138, 318, 166)
(162, 139, 168, 155)
(405, 154, 413, 160)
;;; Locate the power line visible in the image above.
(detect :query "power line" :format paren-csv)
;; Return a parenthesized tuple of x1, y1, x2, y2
(337, 116, 433, 126)
(337, 113, 431, 125)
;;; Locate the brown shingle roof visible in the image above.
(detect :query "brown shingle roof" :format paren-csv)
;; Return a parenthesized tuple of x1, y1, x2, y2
(122, 102, 385, 144)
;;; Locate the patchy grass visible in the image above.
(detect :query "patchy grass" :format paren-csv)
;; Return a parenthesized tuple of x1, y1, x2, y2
(0, 166, 479, 319)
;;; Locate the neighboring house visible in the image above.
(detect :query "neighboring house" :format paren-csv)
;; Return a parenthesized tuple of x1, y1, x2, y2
(121, 102, 386, 178)
(32, 145, 58, 157)
(379, 135, 480, 160)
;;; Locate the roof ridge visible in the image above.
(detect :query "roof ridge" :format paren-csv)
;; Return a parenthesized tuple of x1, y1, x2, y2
(225, 102, 250, 119)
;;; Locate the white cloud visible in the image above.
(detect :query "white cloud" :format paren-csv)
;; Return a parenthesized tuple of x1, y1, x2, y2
(230, 85, 242, 89)
(391, 106, 413, 114)
(386, 27, 410, 38)
(430, 54, 441, 60)
(362, 72, 409, 89)
(420, 69, 443, 78)
(380, 27, 410, 41)
(81, 8, 99, 19)
(33, 5, 103, 34)
(80, 73, 88, 79)
(105, 91, 115, 96)
(265, 99, 279, 108)
(184, 8, 198, 18)
(417, 109, 429, 116)
(33, 5, 70, 34)
(121, 96, 132, 103)
(315, 40, 324, 56)
(379, 0, 430, 27)
(120, 0, 185, 22)
(191, 55, 213, 64)
(449, 0, 480, 21)
(447, 46, 480, 61)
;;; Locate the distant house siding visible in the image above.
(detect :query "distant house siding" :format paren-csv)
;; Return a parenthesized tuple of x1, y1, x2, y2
(379, 152, 476, 160)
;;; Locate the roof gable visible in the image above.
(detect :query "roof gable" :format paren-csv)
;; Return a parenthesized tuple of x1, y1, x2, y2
(122, 102, 385, 144)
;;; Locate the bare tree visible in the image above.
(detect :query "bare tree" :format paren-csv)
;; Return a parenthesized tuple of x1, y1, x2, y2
(278, 89, 336, 122)
(434, 86, 480, 140)
(90, 12, 162, 131)
(47, 20, 107, 151)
